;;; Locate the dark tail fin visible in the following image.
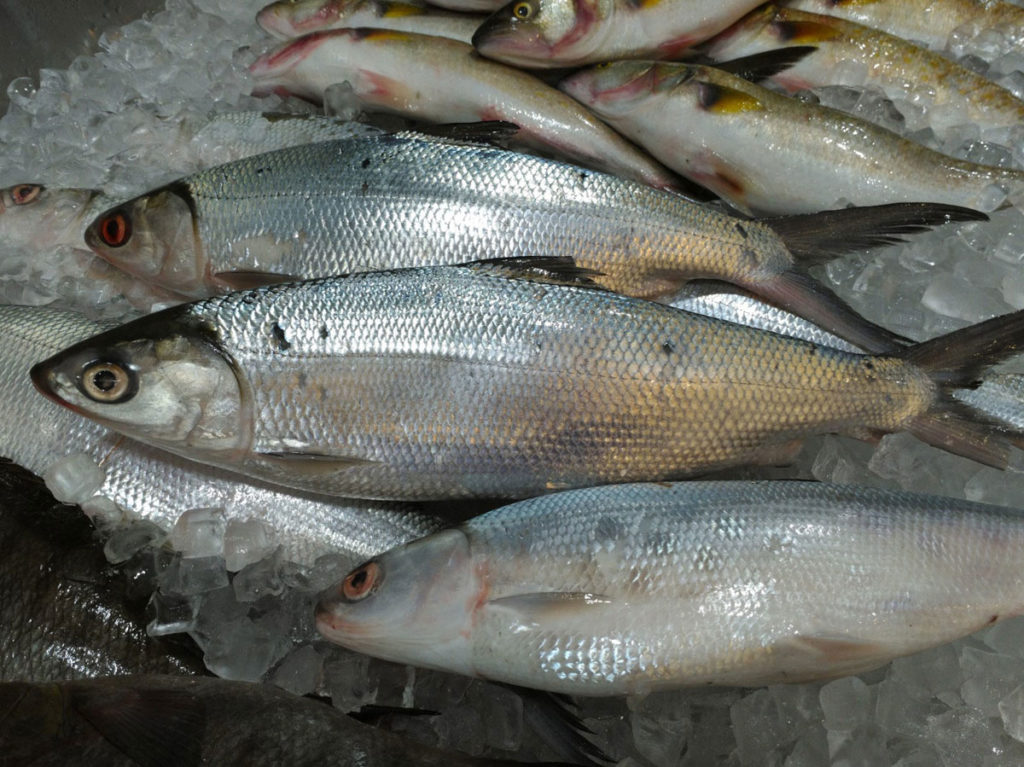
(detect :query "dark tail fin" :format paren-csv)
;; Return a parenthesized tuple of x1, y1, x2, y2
(902, 310, 1024, 468)
(763, 203, 988, 265)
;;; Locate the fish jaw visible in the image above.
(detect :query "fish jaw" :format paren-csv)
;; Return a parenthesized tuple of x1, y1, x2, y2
(256, 0, 345, 38)
(84, 188, 208, 299)
(473, 0, 607, 68)
(29, 307, 253, 465)
(316, 529, 483, 676)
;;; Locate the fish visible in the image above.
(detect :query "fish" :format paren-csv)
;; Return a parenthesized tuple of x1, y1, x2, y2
(257, 0, 484, 43)
(80, 127, 984, 353)
(0, 304, 441, 565)
(781, 0, 1024, 61)
(701, 5, 1024, 130)
(0, 183, 109, 253)
(249, 30, 683, 192)
(30, 259, 1024, 501)
(0, 675, 572, 766)
(471, 0, 765, 68)
(560, 60, 1024, 215)
(0, 461, 203, 682)
(317, 480, 1024, 694)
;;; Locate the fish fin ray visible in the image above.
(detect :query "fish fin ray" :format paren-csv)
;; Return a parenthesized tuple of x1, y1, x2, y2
(213, 270, 300, 290)
(256, 451, 376, 476)
(405, 120, 521, 147)
(507, 684, 614, 765)
(70, 683, 205, 767)
(486, 592, 614, 621)
(714, 47, 817, 84)
(467, 256, 608, 289)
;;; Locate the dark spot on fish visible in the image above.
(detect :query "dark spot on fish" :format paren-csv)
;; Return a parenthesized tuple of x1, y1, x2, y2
(361, 157, 371, 168)
(270, 322, 291, 351)
(774, 20, 797, 42)
(360, 181, 369, 195)
(989, 614, 999, 624)
(578, 171, 588, 183)
(535, 341, 543, 351)
(864, 361, 874, 370)
(662, 341, 675, 355)
(254, 166, 271, 175)
(594, 516, 623, 542)
(319, 325, 329, 339)
(698, 82, 722, 111)
(806, 347, 816, 356)
(735, 223, 748, 239)
(883, 394, 893, 405)
(297, 371, 308, 388)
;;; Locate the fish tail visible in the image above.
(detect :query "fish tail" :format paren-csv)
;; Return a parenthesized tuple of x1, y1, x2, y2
(763, 203, 988, 265)
(903, 309, 1024, 469)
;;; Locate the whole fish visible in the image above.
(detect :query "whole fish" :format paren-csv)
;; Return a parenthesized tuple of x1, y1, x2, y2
(0, 675, 567, 766)
(80, 128, 983, 353)
(317, 481, 1024, 694)
(0, 304, 441, 565)
(471, 0, 765, 67)
(782, 0, 1024, 60)
(257, 0, 484, 43)
(560, 60, 1024, 214)
(30, 261, 1024, 501)
(702, 5, 1024, 130)
(250, 30, 682, 192)
(0, 462, 202, 682)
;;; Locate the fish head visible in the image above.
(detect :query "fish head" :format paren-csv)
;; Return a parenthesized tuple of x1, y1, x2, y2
(561, 61, 695, 115)
(701, 4, 781, 58)
(473, 0, 609, 68)
(316, 529, 482, 675)
(30, 308, 251, 461)
(256, 0, 348, 38)
(84, 187, 208, 299)
(0, 183, 99, 252)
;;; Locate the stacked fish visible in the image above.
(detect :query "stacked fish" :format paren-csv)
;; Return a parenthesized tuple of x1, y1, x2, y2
(4, 0, 1024, 763)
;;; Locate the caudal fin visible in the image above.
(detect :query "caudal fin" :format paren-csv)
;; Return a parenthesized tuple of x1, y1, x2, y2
(903, 310, 1024, 468)
(763, 203, 988, 264)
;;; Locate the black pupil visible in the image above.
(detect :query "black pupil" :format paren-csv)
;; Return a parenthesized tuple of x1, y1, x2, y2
(93, 368, 118, 392)
(350, 569, 368, 590)
(516, 4, 528, 15)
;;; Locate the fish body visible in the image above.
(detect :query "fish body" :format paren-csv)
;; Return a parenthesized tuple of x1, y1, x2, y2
(257, 0, 484, 42)
(560, 60, 1024, 214)
(0, 675, 554, 766)
(0, 304, 439, 565)
(782, 0, 1024, 59)
(703, 5, 1024, 130)
(471, 0, 764, 68)
(249, 30, 681, 191)
(317, 481, 1024, 694)
(30, 262, 1024, 500)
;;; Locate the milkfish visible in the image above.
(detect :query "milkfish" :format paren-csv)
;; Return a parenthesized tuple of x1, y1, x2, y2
(249, 30, 682, 192)
(702, 5, 1024, 131)
(0, 183, 109, 253)
(80, 127, 983, 353)
(257, 0, 484, 43)
(30, 260, 1024, 501)
(782, 0, 1024, 61)
(1, 304, 440, 565)
(560, 60, 1024, 215)
(471, 0, 765, 67)
(317, 481, 1024, 694)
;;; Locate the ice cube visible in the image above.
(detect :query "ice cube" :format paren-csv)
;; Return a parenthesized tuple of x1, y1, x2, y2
(43, 452, 105, 505)
(959, 647, 1024, 717)
(103, 520, 167, 564)
(820, 677, 871, 732)
(270, 644, 322, 696)
(233, 549, 285, 602)
(147, 590, 201, 636)
(170, 507, 226, 558)
(159, 553, 229, 596)
(223, 518, 275, 572)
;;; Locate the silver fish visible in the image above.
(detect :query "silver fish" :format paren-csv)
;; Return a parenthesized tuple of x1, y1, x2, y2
(249, 29, 682, 192)
(560, 60, 1024, 214)
(1, 304, 440, 565)
(30, 261, 1024, 500)
(81, 128, 982, 352)
(318, 481, 1024, 694)
(257, 0, 484, 43)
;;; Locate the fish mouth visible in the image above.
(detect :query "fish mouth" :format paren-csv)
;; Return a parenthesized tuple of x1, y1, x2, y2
(29, 358, 71, 410)
(472, 10, 548, 60)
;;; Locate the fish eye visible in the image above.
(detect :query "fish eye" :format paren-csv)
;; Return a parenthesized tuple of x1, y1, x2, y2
(10, 184, 43, 205)
(341, 561, 381, 601)
(78, 361, 137, 403)
(512, 1, 533, 19)
(97, 211, 132, 248)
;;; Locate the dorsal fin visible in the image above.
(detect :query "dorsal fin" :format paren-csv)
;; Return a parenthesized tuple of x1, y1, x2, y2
(715, 46, 817, 83)
(401, 120, 520, 147)
(466, 256, 608, 289)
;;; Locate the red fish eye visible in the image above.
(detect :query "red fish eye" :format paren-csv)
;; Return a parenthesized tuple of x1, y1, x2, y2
(10, 184, 42, 205)
(341, 561, 380, 601)
(98, 212, 132, 248)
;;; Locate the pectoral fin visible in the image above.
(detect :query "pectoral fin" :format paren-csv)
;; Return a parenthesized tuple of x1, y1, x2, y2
(213, 270, 300, 291)
(697, 81, 764, 113)
(255, 451, 376, 476)
(486, 592, 614, 623)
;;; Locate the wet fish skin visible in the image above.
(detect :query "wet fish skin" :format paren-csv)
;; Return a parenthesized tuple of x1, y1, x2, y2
(0, 304, 440, 565)
(560, 60, 1024, 214)
(30, 262, 1024, 500)
(317, 481, 1024, 694)
(257, 0, 484, 43)
(782, 0, 1024, 59)
(0, 675, 564, 766)
(249, 30, 681, 192)
(702, 5, 1024, 130)
(472, 0, 764, 68)
(0, 462, 201, 682)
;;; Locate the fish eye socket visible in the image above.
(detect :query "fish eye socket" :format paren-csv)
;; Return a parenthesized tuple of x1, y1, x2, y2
(78, 361, 136, 403)
(98, 211, 132, 248)
(10, 184, 43, 205)
(341, 561, 381, 601)
(512, 1, 533, 19)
